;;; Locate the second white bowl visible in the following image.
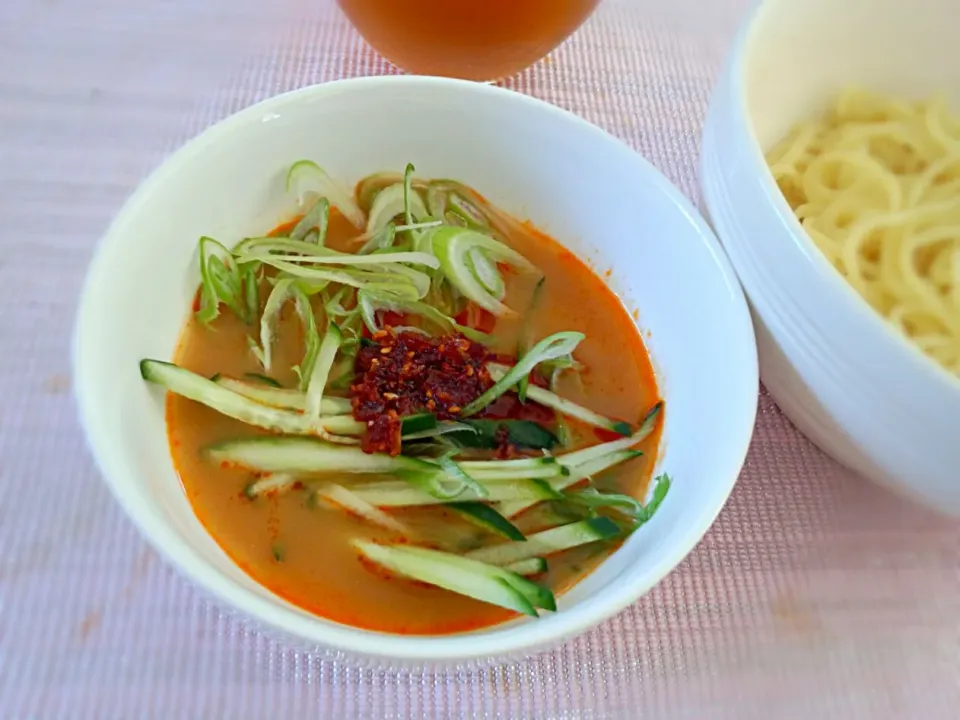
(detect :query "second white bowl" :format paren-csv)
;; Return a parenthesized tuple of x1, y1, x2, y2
(700, 0, 960, 514)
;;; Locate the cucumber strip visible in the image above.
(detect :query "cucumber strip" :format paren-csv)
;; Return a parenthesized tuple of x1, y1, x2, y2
(498, 449, 642, 518)
(243, 372, 282, 388)
(316, 414, 366, 436)
(461, 332, 584, 416)
(437, 454, 488, 499)
(366, 182, 428, 235)
(467, 465, 565, 482)
(517, 277, 546, 402)
(141, 360, 358, 442)
(286, 159, 365, 229)
(290, 196, 329, 243)
(348, 477, 561, 507)
(305, 322, 342, 422)
(448, 501, 526, 541)
(213, 376, 351, 414)
(315, 483, 409, 534)
(465, 517, 621, 567)
(503, 557, 548, 576)
(203, 436, 434, 474)
(487, 362, 632, 435)
(241, 248, 439, 269)
(557, 403, 662, 469)
(460, 456, 558, 472)
(459, 456, 564, 481)
(352, 540, 553, 616)
(244, 473, 298, 499)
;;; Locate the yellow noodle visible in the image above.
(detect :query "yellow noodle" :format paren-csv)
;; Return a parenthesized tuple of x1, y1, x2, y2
(767, 89, 960, 376)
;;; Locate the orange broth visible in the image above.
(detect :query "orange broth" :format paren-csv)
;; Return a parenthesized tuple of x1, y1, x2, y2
(167, 203, 661, 635)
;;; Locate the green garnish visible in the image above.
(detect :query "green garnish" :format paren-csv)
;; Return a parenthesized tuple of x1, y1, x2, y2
(243, 372, 281, 387)
(461, 331, 584, 416)
(290, 196, 329, 243)
(445, 419, 558, 451)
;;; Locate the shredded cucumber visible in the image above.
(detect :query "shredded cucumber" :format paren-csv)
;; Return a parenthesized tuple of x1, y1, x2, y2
(465, 517, 621, 567)
(203, 436, 433, 474)
(352, 540, 555, 615)
(315, 483, 409, 534)
(244, 473, 298, 499)
(348, 478, 561, 507)
(461, 332, 584, 416)
(503, 557, 548, 575)
(498, 449, 642, 518)
(141, 360, 359, 442)
(212, 377, 351, 414)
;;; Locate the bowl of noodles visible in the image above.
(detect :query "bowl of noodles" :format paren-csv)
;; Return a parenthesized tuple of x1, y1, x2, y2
(700, 0, 960, 514)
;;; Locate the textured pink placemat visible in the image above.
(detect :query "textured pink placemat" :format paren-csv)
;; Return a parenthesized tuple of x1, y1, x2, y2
(1, 0, 958, 717)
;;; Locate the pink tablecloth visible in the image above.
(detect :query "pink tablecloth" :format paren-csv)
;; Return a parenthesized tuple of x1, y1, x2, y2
(1, 0, 957, 717)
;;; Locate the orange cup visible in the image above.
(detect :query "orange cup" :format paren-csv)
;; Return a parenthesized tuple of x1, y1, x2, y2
(337, 0, 602, 81)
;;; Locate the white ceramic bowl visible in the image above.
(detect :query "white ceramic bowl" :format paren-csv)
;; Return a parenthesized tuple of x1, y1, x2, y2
(75, 76, 757, 663)
(700, 0, 960, 515)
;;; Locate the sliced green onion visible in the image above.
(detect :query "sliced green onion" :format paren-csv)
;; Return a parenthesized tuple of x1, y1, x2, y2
(357, 223, 396, 255)
(402, 163, 417, 228)
(196, 237, 248, 324)
(257, 280, 321, 390)
(467, 246, 505, 298)
(426, 184, 448, 217)
(488, 362, 637, 436)
(242, 262, 261, 321)
(286, 159, 365, 229)
(366, 181, 428, 235)
(428, 227, 536, 316)
(356, 171, 404, 212)
(427, 180, 493, 229)
(305, 322, 342, 422)
(237, 239, 439, 269)
(448, 193, 490, 229)
(354, 288, 490, 342)
(517, 277, 546, 402)
(290, 197, 329, 243)
(461, 332, 584, 416)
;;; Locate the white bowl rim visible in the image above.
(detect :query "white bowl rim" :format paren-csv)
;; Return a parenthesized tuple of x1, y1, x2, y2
(730, 1, 960, 396)
(73, 75, 758, 662)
